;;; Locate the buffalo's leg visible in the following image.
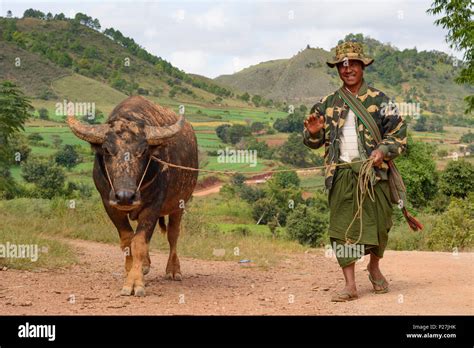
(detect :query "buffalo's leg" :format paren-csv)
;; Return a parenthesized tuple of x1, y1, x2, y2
(103, 204, 134, 274)
(165, 210, 183, 281)
(121, 214, 158, 297)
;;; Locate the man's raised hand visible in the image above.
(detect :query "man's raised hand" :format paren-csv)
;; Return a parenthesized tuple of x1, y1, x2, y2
(304, 113, 325, 136)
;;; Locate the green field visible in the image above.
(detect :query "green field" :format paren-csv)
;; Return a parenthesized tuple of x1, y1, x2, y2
(21, 98, 291, 187)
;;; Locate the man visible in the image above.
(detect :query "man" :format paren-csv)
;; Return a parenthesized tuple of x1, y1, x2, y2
(303, 41, 407, 302)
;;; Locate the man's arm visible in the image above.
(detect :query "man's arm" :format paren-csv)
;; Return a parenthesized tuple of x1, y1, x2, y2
(375, 98, 407, 161)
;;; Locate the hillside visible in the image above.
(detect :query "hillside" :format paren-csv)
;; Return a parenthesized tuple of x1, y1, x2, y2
(216, 47, 340, 104)
(0, 16, 238, 106)
(215, 35, 473, 121)
(0, 39, 70, 98)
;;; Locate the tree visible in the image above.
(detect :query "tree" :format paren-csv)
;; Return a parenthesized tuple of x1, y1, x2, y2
(279, 133, 318, 167)
(38, 107, 49, 120)
(243, 137, 273, 159)
(0, 81, 33, 197)
(54, 13, 66, 20)
(273, 110, 305, 133)
(0, 81, 32, 139)
(428, 0, 474, 113)
(396, 137, 439, 207)
(251, 171, 304, 225)
(250, 121, 265, 133)
(8, 135, 31, 164)
(270, 171, 300, 189)
(55, 145, 81, 169)
(23, 8, 45, 19)
(414, 115, 428, 131)
(229, 125, 250, 144)
(231, 173, 246, 187)
(215, 124, 231, 143)
(21, 158, 65, 198)
(439, 160, 474, 198)
(251, 95, 262, 107)
(239, 92, 250, 102)
(460, 131, 474, 143)
(427, 193, 474, 251)
(427, 115, 444, 132)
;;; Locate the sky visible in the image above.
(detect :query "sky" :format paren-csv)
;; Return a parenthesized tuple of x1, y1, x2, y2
(0, 0, 462, 78)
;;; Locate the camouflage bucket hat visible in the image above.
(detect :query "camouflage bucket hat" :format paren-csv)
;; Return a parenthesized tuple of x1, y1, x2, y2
(326, 41, 374, 68)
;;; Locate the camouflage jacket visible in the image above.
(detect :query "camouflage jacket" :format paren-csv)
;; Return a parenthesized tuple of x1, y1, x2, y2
(303, 79, 407, 191)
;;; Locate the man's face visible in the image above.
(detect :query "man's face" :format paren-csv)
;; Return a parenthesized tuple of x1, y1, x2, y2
(337, 60, 364, 87)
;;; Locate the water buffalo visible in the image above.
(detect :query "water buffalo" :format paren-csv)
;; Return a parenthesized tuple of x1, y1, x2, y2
(67, 96, 198, 296)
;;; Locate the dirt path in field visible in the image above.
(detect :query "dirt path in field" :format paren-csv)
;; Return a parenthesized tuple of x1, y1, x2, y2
(193, 169, 321, 197)
(1, 239, 472, 315)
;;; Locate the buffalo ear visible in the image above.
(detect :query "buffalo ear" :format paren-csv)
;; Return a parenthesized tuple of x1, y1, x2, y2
(91, 144, 103, 153)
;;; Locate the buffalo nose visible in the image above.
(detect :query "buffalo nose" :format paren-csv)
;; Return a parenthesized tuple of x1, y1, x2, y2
(115, 190, 136, 205)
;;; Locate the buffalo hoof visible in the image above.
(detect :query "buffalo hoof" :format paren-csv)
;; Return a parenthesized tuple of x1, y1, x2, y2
(165, 272, 182, 281)
(142, 265, 150, 275)
(120, 286, 133, 296)
(134, 286, 146, 297)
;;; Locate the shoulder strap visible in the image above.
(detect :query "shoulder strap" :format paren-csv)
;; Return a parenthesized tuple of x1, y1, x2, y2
(337, 87, 382, 144)
(337, 87, 423, 231)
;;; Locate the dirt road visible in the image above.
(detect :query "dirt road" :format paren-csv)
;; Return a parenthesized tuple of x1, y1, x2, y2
(1, 239, 472, 315)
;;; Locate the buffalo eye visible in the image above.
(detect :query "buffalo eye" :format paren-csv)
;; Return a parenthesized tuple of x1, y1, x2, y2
(102, 144, 114, 156)
(135, 143, 147, 158)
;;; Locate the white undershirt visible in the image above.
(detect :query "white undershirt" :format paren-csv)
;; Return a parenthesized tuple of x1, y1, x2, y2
(339, 109, 360, 162)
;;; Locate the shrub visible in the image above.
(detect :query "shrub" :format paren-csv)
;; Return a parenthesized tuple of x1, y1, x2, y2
(38, 108, 49, 120)
(252, 197, 280, 225)
(21, 158, 65, 198)
(439, 160, 474, 198)
(239, 184, 265, 203)
(427, 194, 473, 251)
(55, 145, 81, 169)
(27, 133, 43, 142)
(396, 137, 438, 207)
(231, 226, 250, 236)
(286, 204, 328, 247)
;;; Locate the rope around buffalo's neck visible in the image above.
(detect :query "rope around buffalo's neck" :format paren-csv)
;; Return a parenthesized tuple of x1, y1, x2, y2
(103, 155, 152, 195)
(150, 155, 366, 175)
(150, 155, 377, 245)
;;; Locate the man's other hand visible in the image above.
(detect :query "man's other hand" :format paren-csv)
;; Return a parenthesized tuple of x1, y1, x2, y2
(370, 149, 384, 167)
(304, 113, 325, 136)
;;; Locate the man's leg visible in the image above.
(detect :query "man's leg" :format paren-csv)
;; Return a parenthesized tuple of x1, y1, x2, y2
(342, 262, 357, 295)
(332, 262, 358, 301)
(367, 253, 388, 292)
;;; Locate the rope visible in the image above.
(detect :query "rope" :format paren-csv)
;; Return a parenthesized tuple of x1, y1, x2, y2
(103, 156, 116, 194)
(103, 155, 152, 195)
(343, 157, 376, 245)
(136, 156, 152, 192)
(150, 154, 378, 246)
(151, 155, 366, 176)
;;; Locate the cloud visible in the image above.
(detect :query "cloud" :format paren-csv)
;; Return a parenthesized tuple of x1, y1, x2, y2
(169, 50, 210, 74)
(171, 9, 185, 23)
(2, 0, 462, 78)
(194, 7, 227, 30)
